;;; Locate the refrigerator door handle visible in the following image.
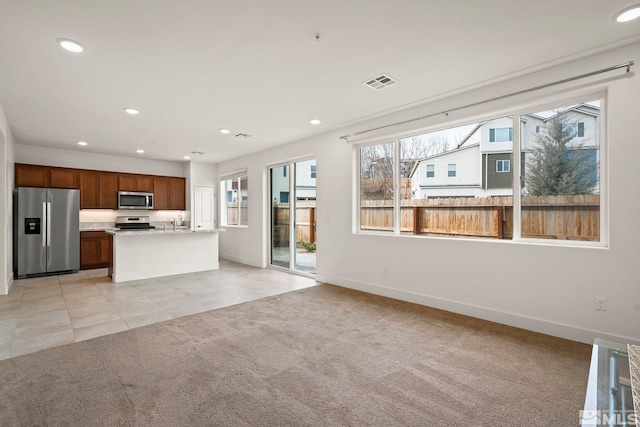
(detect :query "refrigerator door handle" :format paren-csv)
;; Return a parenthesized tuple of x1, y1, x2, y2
(46, 201, 52, 247)
(42, 202, 47, 247)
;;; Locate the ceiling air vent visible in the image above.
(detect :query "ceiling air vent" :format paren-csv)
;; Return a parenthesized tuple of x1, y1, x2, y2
(234, 133, 251, 139)
(364, 74, 397, 90)
(191, 151, 205, 156)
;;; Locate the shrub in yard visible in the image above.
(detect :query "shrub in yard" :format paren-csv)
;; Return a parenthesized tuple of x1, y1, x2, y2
(298, 240, 316, 252)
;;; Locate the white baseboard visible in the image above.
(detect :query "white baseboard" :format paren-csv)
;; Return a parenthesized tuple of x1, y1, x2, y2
(316, 274, 640, 346)
(1, 273, 14, 296)
(220, 253, 262, 268)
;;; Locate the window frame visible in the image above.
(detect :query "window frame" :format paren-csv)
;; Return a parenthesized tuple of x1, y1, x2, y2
(220, 173, 249, 228)
(496, 159, 511, 173)
(353, 91, 607, 248)
(447, 163, 456, 177)
(489, 127, 514, 142)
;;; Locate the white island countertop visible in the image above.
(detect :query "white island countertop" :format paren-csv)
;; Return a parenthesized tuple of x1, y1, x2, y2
(109, 227, 220, 282)
(105, 227, 220, 236)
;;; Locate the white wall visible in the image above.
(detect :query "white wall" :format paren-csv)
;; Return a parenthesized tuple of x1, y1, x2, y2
(15, 145, 184, 176)
(0, 104, 16, 295)
(217, 41, 640, 345)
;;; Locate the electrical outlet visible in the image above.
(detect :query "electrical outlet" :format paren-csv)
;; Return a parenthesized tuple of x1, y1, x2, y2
(381, 265, 387, 275)
(595, 296, 607, 311)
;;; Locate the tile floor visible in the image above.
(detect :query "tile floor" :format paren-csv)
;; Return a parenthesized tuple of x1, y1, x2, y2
(0, 260, 317, 360)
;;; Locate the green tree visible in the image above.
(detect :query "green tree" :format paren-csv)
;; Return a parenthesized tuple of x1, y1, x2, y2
(525, 112, 598, 196)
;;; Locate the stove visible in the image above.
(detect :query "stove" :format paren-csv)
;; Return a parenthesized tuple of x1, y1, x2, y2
(115, 216, 156, 230)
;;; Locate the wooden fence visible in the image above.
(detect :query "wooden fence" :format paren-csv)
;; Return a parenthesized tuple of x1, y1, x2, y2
(361, 195, 599, 241)
(272, 202, 316, 246)
(226, 202, 248, 225)
(237, 195, 599, 243)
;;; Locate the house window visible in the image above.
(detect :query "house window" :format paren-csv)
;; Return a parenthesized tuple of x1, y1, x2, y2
(496, 159, 511, 173)
(220, 173, 248, 226)
(426, 164, 434, 178)
(489, 127, 513, 142)
(355, 97, 603, 246)
(310, 165, 317, 179)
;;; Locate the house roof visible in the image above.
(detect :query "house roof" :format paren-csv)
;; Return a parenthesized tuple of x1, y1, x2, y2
(456, 122, 485, 149)
(534, 103, 601, 122)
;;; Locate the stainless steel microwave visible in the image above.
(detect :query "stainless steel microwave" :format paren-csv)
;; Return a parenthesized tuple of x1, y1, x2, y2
(117, 191, 154, 209)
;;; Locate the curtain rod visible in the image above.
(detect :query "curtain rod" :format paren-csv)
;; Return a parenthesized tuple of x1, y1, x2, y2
(340, 60, 634, 142)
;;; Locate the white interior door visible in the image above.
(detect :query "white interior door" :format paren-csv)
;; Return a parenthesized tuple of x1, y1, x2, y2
(194, 185, 216, 230)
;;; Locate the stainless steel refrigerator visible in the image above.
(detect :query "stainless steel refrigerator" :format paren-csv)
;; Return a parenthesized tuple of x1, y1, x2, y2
(14, 187, 80, 278)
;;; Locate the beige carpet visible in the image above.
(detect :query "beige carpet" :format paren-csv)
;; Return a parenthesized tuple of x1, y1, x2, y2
(0, 284, 590, 426)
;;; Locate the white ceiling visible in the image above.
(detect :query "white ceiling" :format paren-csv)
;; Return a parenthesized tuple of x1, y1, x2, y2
(1, 1, 639, 163)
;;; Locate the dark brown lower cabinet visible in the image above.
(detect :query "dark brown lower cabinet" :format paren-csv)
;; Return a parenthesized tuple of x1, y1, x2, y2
(80, 231, 112, 270)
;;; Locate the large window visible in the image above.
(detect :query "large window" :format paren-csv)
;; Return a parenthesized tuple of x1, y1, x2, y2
(220, 173, 248, 226)
(359, 142, 395, 232)
(521, 101, 600, 241)
(356, 97, 603, 245)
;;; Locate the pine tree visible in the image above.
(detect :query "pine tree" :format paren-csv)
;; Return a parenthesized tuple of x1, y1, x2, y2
(525, 112, 598, 196)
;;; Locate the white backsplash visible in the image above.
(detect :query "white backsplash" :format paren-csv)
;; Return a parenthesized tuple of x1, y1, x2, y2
(80, 209, 189, 226)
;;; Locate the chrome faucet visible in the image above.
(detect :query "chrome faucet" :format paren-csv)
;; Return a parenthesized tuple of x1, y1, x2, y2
(172, 218, 176, 231)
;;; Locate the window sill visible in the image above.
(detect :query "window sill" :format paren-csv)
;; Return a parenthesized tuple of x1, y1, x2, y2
(354, 229, 609, 249)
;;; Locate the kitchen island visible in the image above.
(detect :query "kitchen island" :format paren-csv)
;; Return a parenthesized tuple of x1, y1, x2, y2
(106, 228, 219, 283)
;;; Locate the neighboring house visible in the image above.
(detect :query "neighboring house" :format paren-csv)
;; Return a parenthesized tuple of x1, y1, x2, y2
(409, 104, 599, 198)
(271, 161, 317, 203)
(295, 160, 317, 201)
(224, 176, 248, 203)
(409, 143, 482, 199)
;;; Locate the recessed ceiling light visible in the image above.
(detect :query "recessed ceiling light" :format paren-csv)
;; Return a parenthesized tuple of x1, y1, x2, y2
(615, 4, 640, 22)
(183, 156, 191, 160)
(136, 149, 144, 154)
(57, 38, 85, 53)
(124, 107, 139, 115)
(219, 128, 231, 134)
(310, 118, 321, 125)
(76, 141, 88, 146)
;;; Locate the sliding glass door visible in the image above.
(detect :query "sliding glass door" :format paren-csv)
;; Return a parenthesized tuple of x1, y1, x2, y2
(269, 159, 316, 275)
(270, 164, 290, 269)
